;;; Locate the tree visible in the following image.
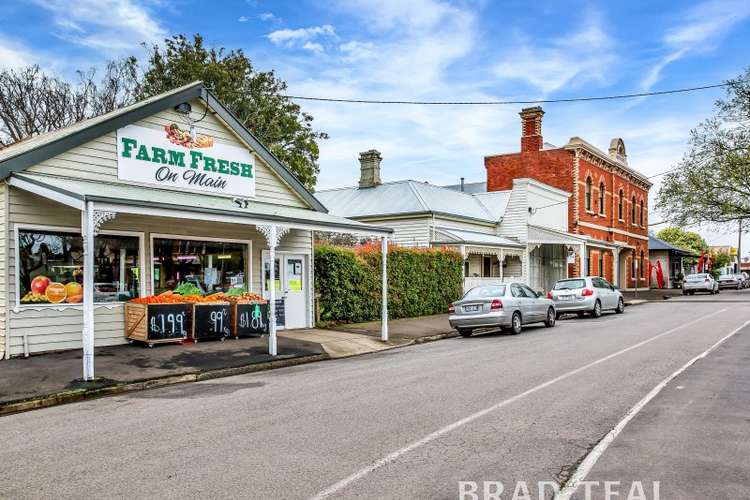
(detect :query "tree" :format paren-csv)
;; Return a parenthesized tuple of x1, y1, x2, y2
(656, 67, 750, 226)
(140, 34, 327, 190)
(656, 227, 709, 256)
(0, 59, 140, 148)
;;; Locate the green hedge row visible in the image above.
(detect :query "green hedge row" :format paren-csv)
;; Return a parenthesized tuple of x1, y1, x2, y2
(314, 244, 464, 323)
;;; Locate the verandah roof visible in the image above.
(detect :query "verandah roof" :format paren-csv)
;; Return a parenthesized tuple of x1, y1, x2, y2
(10, 172, 393, 236)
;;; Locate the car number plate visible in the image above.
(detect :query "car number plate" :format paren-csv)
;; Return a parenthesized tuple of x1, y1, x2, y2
(464, 305, 480, 312)
(558, 295, 573, 301)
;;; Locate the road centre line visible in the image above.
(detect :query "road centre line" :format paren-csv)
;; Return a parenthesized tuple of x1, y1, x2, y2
(308, 307, 731, 500)
(555, 318, 750, 499)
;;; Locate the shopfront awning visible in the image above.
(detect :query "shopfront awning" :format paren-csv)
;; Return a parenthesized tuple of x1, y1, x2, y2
(10, 172, 393, 236)
(527, 225, 586, 246)
(432, 227, 524, 248)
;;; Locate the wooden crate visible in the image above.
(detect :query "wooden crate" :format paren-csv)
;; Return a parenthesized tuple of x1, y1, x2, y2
(125, 302, 189, 347)
(229, 302, 269, 338)
(190, 302, 231, 342)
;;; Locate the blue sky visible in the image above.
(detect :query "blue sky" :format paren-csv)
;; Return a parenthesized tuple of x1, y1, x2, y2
(1, 0, 749, 246)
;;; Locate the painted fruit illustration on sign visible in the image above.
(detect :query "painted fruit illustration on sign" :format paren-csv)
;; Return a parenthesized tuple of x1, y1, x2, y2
(64, 282, 82, 298)
(31, 275, 51, 294)
(45, 283, 67, 304)
(164, 124, 214, 149)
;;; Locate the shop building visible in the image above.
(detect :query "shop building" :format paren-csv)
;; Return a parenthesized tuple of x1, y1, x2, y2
(484, 107, 652, 290)
(648, 235, 697, 288)
(0, 82, 391, 366)
(317, 150, 584, 292)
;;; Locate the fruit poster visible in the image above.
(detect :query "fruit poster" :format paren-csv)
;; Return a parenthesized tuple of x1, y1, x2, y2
(117, 124, 256, 198)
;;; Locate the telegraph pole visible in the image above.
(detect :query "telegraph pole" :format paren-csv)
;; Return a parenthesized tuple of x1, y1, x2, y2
(738, 219, 743, 273)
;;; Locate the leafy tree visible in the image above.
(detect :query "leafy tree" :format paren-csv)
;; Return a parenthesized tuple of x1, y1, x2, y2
(0, 59, 140, 148)
(656, 67, 750, 226)
(656, 227, 709, 256)
(710, 251, 732, 273)
(140, 34, 327, 190)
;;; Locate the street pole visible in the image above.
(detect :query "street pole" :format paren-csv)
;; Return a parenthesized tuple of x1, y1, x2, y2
(738, 219, 743, 274)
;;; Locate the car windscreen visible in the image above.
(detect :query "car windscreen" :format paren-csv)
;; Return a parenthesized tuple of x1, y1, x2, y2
(464, 285, 505, 299)
(553, 279, 586, 290)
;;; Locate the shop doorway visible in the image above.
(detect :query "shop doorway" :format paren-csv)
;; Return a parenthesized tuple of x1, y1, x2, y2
(262, 252, 308, 329)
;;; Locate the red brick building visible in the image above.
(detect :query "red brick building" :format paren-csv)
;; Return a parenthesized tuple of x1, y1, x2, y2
(485, 107, 651, 289)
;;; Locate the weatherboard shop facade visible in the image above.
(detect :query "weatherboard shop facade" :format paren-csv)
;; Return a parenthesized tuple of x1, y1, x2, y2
(0, 81, 391, 376)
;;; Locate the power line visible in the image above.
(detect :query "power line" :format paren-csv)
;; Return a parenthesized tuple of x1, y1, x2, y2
(286, 82, 731, 106)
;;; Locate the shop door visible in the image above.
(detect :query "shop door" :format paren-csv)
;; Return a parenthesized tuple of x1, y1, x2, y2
(283, 255, 307, 329)
(262, 253, 308, 330)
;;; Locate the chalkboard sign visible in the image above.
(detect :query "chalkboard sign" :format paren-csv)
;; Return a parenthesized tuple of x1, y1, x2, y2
(147, 304, 189, 340)
(233, 303, 269, 337)
(275, 298, 285, 327)
(192, 303, 231, 340)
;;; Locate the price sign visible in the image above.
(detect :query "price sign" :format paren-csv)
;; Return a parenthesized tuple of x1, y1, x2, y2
(234, 303, 269, 337)
(193, 303, 231, 340)
(147, 304, 189, 340)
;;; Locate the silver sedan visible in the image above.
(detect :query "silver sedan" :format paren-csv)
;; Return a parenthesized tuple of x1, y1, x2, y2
(548, 276, 625, 318)
(682, 273, 719, 295)
(448, 282, 556, 337)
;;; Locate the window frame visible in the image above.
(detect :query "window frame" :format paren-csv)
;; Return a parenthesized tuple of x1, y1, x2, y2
(149, 233, 253, 296)
(639, 199, 644, 226)
(631, 196, 636, 226)
(13, 223, 145, 310)
(584, 177, 593, 213)
(618, 190, 624, 221)
(598, 182, 605, 215)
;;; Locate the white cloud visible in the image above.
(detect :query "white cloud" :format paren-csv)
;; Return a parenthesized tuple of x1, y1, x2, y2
(31, 0, 166, 54)
(642, 0, 750, 89)
(493, 11, 616, 95)
(259, 12, 278, 22)
(267, 25, 335, 46)
(238, 16, 249, 23)
(0, 37, 33, 70)
(302, 42, 324, 54)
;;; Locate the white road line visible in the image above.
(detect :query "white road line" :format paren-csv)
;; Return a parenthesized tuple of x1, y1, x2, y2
(309, 307, 731, 500)
(555, 317, 750, 500)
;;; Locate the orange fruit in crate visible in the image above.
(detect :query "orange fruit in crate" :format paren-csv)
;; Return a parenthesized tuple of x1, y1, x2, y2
(64, 282, 82, 298)
(45, 282, 67, 303)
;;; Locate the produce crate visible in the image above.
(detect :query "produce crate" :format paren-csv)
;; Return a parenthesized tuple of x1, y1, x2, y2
(190, 302, 231, 341)
(229, 302, 269, 338)
(125, 302, 189, 347)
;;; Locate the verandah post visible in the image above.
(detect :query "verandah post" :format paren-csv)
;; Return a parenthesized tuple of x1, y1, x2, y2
(269, 225, 278, 356)
(381, 235, 388, 342)
(81, 201, 95, 380)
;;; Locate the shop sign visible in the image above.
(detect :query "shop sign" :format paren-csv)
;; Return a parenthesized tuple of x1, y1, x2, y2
(117, 124, 255, 197)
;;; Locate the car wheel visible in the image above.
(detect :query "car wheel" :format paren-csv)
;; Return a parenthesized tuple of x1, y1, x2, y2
(510, 312, 523, 335)
(682, 289, 688, 295)
(545, 308, 556, 327)
(591, 300, 602, 318)
(689, 291, 695, 295)
(458, 328, 473, 337)
(615, 297, 625, 314)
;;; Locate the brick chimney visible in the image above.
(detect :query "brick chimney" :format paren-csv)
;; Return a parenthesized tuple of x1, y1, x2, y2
(358, 149, 382, 188)
(519, 106, 544, 152)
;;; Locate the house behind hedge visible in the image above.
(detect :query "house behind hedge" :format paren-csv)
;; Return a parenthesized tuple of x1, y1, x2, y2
(316, 150, 588, 292)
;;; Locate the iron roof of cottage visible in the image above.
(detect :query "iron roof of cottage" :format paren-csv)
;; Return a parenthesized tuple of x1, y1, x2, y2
(316, 180, 509, 224)
(649, 235, 697, 256)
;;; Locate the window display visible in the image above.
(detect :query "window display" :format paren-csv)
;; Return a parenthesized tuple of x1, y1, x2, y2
(152, 238, 247, 294)
(18, 229, 141, 304)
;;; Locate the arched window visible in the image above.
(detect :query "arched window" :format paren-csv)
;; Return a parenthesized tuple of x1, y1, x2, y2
(631, 196, 636, 224)
(640, 200, 644, 226)
(618, 190, 624, 220)
(640, 250, 645, 278)
(585, 177, 592, 212)
(599, 182, 605, 215)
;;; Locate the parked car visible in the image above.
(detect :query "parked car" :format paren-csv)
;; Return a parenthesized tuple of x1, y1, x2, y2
(717, 274, 745, 290)
(547, 276, 625, 318)
(448, 282, 556, 337)
(682, 273, 719, 295)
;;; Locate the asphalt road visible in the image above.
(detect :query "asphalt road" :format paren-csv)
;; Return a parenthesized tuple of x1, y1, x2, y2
(3, 292, 750, 500)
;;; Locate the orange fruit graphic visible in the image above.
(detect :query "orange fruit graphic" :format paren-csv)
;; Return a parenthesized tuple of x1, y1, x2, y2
(45, 282, 67, 304)
(64, 282, 82, 298)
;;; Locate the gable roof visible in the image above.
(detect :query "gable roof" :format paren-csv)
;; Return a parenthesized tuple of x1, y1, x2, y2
(316, 180, 504, 224)
(0, 81, 327, 212)
(649, 235, 697, 256)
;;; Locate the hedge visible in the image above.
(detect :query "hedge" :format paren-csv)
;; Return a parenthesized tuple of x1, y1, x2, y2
(314, 243, 464, 323)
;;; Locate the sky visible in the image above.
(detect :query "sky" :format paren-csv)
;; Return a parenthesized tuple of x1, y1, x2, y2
(1, 0, 749, 249)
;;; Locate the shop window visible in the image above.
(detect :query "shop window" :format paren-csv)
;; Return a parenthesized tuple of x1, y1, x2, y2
(599, 182, 605, 215)
(618, 190, 624, 220)
(18, 229, 140, 305)
(152, 237, 248, 294)
(585, 177, 592, 212)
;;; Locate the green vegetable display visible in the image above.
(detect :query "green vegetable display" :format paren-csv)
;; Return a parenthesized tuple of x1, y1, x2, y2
(173, 282, 204, 296)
